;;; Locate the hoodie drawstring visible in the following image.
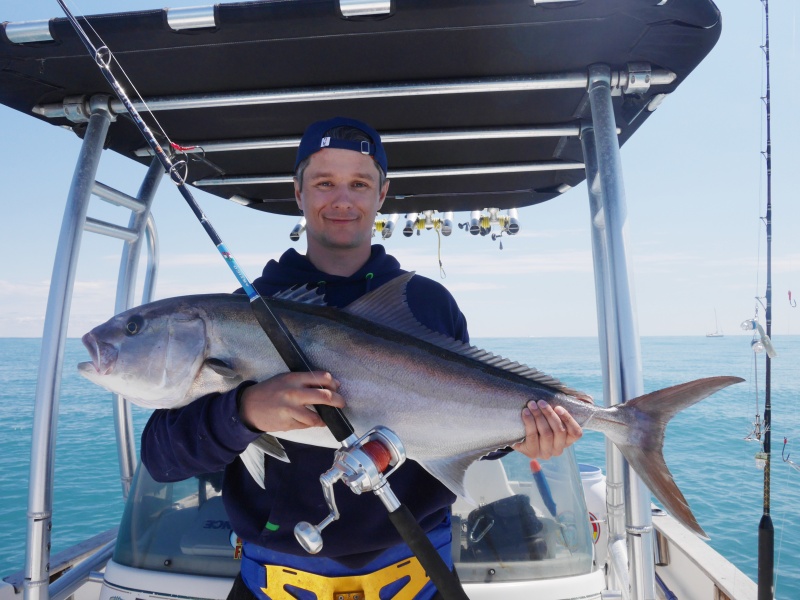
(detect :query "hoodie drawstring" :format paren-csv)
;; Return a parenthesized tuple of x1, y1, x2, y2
(365, 272, 374, 292)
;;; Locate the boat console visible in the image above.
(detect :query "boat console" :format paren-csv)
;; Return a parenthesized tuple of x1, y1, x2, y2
(101, 452, 602, 599)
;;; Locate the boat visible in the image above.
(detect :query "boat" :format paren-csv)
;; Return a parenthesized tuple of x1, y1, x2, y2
(0, 1, 761, 600)
(707, 309, 724, 338)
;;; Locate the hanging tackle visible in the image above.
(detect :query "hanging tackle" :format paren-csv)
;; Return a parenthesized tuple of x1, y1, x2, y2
(782, 438, 800, 473)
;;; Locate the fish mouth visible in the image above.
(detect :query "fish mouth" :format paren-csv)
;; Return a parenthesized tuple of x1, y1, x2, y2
(81, 331, 118, 376)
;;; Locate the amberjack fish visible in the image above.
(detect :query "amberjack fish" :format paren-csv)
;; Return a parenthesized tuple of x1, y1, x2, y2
(79, 273, 742, 537)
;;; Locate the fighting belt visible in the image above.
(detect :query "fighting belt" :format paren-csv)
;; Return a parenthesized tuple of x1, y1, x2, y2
(261, 554, 430, 600)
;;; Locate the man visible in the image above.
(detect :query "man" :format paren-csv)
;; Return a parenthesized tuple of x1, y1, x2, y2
(141, 117, 583, 600)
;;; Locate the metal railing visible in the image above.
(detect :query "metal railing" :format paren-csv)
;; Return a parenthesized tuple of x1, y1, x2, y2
(24, 97, 163, 600)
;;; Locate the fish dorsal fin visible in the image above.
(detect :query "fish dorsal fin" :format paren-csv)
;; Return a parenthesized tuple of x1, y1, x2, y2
(271, 284, 327, 305)
(343, 271, 419, 329)
(344, 272, 591, 401)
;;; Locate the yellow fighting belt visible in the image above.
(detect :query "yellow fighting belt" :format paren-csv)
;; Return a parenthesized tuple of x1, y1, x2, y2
(261, 554, 430, 600)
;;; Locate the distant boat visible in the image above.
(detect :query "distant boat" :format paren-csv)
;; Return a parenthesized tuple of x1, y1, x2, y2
(706, 309, 724, 337)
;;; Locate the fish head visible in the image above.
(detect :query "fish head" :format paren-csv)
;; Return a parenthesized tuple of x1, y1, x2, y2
(78, 298, 211, 408)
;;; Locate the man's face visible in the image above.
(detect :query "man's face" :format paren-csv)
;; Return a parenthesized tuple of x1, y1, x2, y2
(295, 148, 388, 254)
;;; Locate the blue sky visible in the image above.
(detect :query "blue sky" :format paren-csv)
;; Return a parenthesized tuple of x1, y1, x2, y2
(1, 0, 798, 339)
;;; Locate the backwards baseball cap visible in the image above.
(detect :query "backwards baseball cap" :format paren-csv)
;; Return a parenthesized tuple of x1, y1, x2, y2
(294, 116, 388, 175)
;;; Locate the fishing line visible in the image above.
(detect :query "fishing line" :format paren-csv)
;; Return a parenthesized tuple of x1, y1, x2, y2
(771, 458, 794, 596)
(750, 337, 762, 441)
(752, 1, 767, 318)
(66, 0, 178, 157)
(743, 3, 772, 446)
(65, 0, 207, 185)
(73, 0, 175, 142)
(435, 222, 446, 279)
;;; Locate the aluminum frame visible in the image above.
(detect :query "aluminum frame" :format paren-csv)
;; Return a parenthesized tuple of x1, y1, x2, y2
(23, 59, 662, 600)
(582, 64, 654, 600)
(112, 159, 164, 499)
(193, 160, 586, 187)
(33, 69, 676, 120)
(133, 125, 586, 157)
(24, 104, 162, 600)
(25, 101, 113, 600)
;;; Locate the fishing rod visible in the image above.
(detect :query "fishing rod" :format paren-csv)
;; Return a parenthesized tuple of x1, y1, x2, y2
(54, 2, 468, 598)
(758, 1, 774, 598)
(54, 0, 351, 436)
(56, 0, 346, 432)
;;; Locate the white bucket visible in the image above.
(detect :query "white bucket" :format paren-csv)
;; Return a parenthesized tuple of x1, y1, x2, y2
(579, 463, 608, 567)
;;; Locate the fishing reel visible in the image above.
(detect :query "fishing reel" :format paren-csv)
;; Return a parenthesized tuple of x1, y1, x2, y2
(294, 426, 406, 554)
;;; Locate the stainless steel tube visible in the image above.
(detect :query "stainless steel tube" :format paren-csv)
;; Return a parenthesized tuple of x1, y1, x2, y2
(83, 218, 139, 242)
(134, 125, 583, 156)
(608, 538, 632, 600)
(34, 69, 675, 119)
(585, 64, 655, 600)
(48, 541, 114, 600)
(194, 160, 585, 187)
(24, 102, 113, 600)
(141, 214, 160, 306)
(580, 124, 628, 593)
(92, 181, 148, 213)
(113, 158, 164, 499)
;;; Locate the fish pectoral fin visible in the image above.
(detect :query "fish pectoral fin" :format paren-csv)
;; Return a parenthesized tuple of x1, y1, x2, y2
(239, 435, 290, 489)
(251, 433, 290, 462)
(203, 357, 238, 379)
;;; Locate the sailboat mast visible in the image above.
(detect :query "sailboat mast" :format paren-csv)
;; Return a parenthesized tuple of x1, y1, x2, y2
(758, 0, 774, 598)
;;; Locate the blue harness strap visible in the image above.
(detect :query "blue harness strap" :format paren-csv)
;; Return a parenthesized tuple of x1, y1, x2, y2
(240, 519, 452, 600)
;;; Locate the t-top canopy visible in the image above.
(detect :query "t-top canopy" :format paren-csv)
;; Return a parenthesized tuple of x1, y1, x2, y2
(0, 0, 720, 216)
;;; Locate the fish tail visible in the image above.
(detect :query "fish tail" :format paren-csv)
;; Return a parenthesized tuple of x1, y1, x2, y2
(611, 376, 743, 539)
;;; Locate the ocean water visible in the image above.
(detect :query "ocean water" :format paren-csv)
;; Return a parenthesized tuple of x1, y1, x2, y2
(1, 336, 799, 598)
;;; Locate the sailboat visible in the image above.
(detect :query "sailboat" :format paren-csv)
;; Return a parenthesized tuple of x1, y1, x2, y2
(706, 309, 724, 337)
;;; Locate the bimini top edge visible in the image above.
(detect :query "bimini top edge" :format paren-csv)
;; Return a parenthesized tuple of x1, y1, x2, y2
(0, 0, 721, 216)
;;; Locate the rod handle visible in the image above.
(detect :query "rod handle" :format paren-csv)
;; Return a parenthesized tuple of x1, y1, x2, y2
(388, 506, 469, 600)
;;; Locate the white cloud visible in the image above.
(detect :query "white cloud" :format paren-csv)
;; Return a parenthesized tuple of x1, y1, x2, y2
(0, 280, 51, 297)
(0, 278, 129, 337)
(152, 280, 233, 297)
(773, 254, 800, 274)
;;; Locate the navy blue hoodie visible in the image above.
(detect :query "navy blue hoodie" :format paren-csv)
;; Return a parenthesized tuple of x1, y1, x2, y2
(141, 246, 468, 568)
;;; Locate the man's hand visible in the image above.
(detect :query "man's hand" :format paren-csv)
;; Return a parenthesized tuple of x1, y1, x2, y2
(512, 400, 582, 460)
(238, 371, 345, 433)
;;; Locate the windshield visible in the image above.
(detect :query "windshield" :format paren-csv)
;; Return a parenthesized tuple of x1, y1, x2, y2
(451, 448, 595, 582)
(114, 466, 239, 577)
(114, 448, 595, 582)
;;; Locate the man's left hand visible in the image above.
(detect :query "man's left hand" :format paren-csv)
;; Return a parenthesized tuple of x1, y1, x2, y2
(512, 400, 583, 460)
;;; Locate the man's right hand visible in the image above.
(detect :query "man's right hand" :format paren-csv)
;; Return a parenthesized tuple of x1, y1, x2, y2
(238, 371, 345, 433)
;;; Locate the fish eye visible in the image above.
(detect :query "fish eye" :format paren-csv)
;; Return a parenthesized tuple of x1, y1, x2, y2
(124, 315, 144, 336)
